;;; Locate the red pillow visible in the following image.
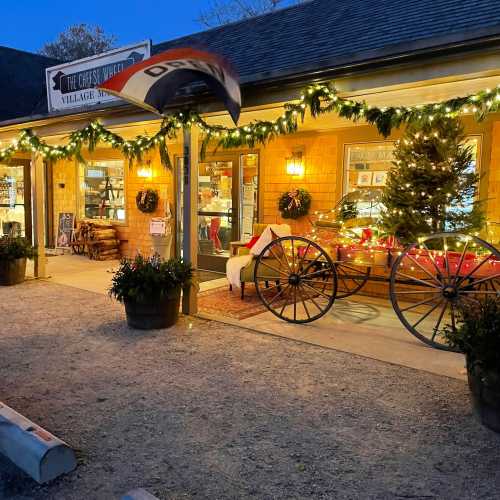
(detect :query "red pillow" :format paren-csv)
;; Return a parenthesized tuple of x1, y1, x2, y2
(245, 235, 260, 249)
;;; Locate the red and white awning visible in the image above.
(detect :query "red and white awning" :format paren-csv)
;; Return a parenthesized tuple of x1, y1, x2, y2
(98, 48, 241, 124)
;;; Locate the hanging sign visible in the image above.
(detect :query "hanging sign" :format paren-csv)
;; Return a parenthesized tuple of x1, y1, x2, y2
(46, 41, 151, 113)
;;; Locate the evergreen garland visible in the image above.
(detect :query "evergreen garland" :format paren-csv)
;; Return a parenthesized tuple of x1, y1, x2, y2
(1, 83, 499, 167)
(380, 117, 484, 243)
(278, 188, 312, 219)
(136, 189, 159, 213)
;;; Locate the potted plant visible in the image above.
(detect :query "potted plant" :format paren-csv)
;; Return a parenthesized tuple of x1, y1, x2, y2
(444, 297, 500, 433)
(0, 236, 35, 286)
(110, 254, 193, 329)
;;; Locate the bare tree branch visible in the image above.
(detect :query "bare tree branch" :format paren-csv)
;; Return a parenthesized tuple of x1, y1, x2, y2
(197, 0, 303, 28)
(39, 24, 117, 62)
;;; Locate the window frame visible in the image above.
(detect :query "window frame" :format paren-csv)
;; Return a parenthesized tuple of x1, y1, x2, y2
(76, 157, 128, 225)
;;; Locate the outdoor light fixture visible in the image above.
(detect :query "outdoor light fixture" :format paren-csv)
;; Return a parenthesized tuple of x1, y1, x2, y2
(286, 150, 304, 176)
(137, 163, 153, 178)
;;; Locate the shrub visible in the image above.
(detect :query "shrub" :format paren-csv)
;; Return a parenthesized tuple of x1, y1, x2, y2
(109, 254, 193, 304)
(0, 237, 35, 261)
(444, 297, 500, 373)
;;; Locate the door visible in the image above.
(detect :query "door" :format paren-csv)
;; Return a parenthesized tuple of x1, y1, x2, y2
(198, 152, 259, 273)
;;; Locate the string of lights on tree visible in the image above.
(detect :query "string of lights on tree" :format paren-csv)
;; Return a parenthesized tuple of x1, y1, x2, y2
(0, 81, 499, 168)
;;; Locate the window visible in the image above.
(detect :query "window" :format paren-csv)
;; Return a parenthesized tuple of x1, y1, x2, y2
(78, 160, 125, 221)
(343, 142, 394, 217)
(0, 163, 26, 236)
(343, 138, 480, 218)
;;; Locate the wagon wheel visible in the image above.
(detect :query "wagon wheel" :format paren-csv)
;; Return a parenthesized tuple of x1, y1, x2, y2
(254, 236, 338, 324)
(335, 263, 371, 299)
(390, 232, 500, 351)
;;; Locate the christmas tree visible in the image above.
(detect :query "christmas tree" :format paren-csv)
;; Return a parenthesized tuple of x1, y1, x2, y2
(380, 117, 484, 242)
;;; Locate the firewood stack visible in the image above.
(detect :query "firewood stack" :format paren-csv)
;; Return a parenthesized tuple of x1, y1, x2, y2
(78, 220, 121, 260)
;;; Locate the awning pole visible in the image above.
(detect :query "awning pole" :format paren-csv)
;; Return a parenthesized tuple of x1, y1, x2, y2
(182, 126, 199, 315)
(31, 152, 47, 279)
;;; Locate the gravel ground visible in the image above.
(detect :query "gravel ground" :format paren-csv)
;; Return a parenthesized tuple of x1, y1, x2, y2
(0, 280, 499, 500)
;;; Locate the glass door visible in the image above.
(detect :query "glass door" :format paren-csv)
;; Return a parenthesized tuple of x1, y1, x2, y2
(197, 153, 259, 273)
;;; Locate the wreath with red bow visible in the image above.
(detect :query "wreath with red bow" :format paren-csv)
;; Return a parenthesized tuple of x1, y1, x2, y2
(278, 188, 312, 219)
(136, 189, 159, 213)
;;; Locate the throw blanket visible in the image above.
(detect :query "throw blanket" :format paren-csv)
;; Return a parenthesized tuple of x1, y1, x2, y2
(226, 224, 291, 289)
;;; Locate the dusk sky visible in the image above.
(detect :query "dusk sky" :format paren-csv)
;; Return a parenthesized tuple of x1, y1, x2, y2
(2, 0, 208, 53)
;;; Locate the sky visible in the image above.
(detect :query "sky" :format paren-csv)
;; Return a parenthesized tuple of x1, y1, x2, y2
(1, 0, 208, 54)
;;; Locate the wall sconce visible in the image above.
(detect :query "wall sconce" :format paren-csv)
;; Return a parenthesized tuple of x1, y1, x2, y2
(137, 163, 153, 178)
(286, 150, 304, 176)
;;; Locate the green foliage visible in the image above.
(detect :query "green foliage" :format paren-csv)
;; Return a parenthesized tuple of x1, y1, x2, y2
(0, 237, 35, 261)
(338, 199, 358, 222)
(40, 24, 116, 62)
(380, 117, 484, 242)
(444, 297, 500, 373)
(278, 188, 311, 219)
(136, 189, 159, 213)
(109, 254, 193, 304)
(1, 84, 500, 167)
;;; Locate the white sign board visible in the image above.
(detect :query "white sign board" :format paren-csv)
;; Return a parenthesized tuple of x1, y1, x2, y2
(45, 41, 151, 113)
(150, 218, 167, 236)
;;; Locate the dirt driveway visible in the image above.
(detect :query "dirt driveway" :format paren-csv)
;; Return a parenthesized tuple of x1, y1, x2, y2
(0, 281, 499, 499)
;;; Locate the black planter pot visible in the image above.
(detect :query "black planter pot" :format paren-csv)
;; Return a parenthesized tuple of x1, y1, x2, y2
(124, 291, 181, 330)
(0, 258, 27, 286)
(467, 356, 500, 433)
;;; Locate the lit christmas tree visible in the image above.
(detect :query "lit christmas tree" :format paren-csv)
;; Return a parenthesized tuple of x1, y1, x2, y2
(380, 117, 484, 242)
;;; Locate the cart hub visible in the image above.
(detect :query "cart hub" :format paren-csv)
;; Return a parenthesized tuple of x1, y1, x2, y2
(442, 285, 458, 299)
(288, 273, 301, 286)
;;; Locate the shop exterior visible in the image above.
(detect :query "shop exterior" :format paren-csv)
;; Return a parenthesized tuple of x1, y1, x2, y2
(0, 0, 499, 313)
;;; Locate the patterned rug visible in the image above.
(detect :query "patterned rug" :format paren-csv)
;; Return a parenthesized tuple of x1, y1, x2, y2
(198, 284, 268, 320)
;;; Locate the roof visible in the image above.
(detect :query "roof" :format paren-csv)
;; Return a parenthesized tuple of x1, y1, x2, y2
(153, 0, 500, 84)
(0, 46, 59, 121)
(1, 0, 500, 124)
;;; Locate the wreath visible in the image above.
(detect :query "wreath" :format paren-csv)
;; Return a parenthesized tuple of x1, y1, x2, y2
(278, 188, 312, 219)
(136, 189, 159, 213)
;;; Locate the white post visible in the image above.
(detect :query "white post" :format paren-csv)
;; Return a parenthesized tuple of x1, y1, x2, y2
(182, 126, 199, 315)
(30, 152, 47, 279)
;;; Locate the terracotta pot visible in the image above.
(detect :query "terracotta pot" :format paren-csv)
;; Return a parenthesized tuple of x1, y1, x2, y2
(0, 258, 27, 286)
(467, 356, 500, 433)
(124, 290, 181, 330)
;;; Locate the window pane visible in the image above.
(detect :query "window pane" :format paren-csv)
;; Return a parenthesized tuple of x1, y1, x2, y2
(0, 163, 25, 237)
(344, 143, 394, 217)
(79, 160, 125, 221)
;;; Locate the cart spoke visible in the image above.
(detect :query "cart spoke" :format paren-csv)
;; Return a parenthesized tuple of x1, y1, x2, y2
(258, 260, 289, 277)
(395, 271, 441, 289)
(393, 289, 442, 295)
(411, 299, 445, 329)
(459, 273, 500, 290)
(265, 284, 289, 306)
(302, 282, 333, 300)
(431, 301, 449, 341)
(399, 296, 440, 313)
(297, 286, 311, 320)
(453, 239, 470, 284)
(405, 254, 443, 286)
(458, 253, 494, 284)
(269, 245, 291, 273)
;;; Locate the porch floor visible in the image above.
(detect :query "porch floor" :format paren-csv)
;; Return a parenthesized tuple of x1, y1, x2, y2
(27, 254, 465, 381)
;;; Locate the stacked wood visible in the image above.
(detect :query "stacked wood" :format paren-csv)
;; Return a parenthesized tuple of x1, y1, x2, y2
(73, 220, 121, 261)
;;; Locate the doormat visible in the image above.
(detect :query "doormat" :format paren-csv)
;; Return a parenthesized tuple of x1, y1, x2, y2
(198, 285, 268, 320)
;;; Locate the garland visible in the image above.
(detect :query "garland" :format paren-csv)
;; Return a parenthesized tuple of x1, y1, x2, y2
(0, 82, 499, 168)
(136, 189, 159, 213)
(278, 188, 312, 219)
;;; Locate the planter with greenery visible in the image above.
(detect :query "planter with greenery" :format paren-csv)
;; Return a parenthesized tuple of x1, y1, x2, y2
(444, 297, 500, 433)
(0, 237, 35, 286)
(110, 254, 193, 329)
